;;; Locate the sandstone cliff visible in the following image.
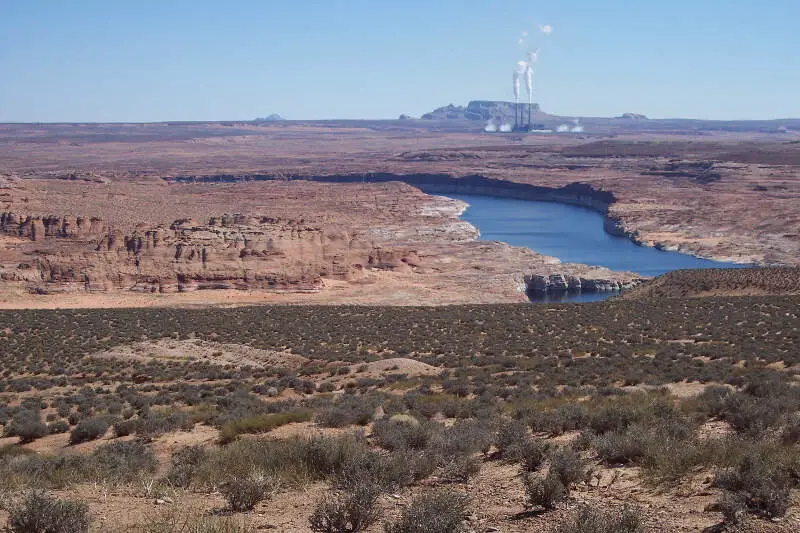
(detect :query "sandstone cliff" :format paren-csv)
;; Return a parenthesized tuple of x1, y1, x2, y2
(0, 211, 423, 294)
(524, 273, 642, 294)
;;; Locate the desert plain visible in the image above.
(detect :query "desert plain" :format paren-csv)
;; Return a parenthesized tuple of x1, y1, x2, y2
(0, 116, 799, 533)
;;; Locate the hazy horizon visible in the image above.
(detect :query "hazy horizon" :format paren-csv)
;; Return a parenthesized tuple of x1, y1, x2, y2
(2, 0, 798, 123)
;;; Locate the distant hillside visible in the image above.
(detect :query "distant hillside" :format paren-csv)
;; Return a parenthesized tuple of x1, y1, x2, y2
(418, 101, 800, 134)
(254, 114, 284, 122)
(620, 267, 800, 299)
(422, 101, 547, 123)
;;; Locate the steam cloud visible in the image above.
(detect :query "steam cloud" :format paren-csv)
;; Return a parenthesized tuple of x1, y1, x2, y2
(513, 60, 527, 104)
(525, 49, 539, 107)
(557, 119, 584, 133)
(512, 21, 551, 128)
(485, 120, 513, 133)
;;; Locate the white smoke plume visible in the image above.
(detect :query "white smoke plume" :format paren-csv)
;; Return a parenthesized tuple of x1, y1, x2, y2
(556, 119, 585, 133)
(499, 123, 512, 132)
(525, 66, 533, 105)
(513, 21, 550, 125)
(524, 49, 539, 105)
(484, 120, 498, 133)
(513, 60, 526, 104)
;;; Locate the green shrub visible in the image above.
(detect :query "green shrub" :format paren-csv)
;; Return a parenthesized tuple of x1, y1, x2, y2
(718, 491, 747, 525)
(309, 482, 381, 533)
(383, 489, 469, 533)
(4, 410, 48, 444)
(722, 393, 782, 437)
(781, 414, 800, 444)
(221, 472, 279, 512)
(135, 411, 194, 439)
(529, 404, 588, 436)
(714, 455, 792, 519)
(549, 447, 586, 487)
(387, 449, 437, 486)
(439, 454, 481, 483)
(139, 507, 254, 533)
(195, 435, 368, 490)
(523, 471, 566, 511)
(165, 445, 208, 489)
(372, 418, 433, 451)
(589, 405, 640, 435)
(218, 410, 313, 444)
(554, 504, 643, 533)
(68, 416, 111, 445)
(6, 491, 90, 533)
(593, 428, 648, 465)
(695, 385, 733, 418)
(336, 448, 434, 492)
(113, 419, 136, 437)
(317, 397, 376, 428)
(92, 440, 157, 481)
(495, 420, 527, 459)
(47, 420, 70, 435)
(518, 438, 550, 472)
(0, 453, 91, 490)
(430, 419, 493, 457)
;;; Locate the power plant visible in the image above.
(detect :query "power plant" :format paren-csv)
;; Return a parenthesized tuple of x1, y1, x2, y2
(512, 101, 544, 132)
(481, 23, 569, 134)
(503, 26, 556, 133)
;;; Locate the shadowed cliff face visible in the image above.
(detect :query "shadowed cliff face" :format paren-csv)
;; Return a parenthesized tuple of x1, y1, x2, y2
(166, 173, 617, 213)
(524, 273, 642, 295)
(0, 212, 107, 241)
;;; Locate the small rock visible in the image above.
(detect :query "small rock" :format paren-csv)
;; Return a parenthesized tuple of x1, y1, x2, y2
(391, 494, 401, 500)
(485, 528, 500, 532)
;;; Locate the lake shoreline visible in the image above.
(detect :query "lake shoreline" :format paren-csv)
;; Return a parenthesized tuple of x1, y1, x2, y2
(443, 193, 750, 302)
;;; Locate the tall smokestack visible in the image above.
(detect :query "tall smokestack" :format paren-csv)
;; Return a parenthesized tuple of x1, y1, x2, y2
(513, 61, 526, 130)
(524, 49, 539, 131)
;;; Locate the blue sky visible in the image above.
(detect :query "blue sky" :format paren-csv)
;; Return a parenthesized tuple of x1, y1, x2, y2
(1, 0, 798, 122)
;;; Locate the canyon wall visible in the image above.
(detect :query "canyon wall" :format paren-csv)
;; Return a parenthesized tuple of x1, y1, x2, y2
(168, 173, 637, 241)
(0, 211, 422, 294)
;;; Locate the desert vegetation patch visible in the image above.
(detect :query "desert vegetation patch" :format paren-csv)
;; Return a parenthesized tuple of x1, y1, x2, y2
(0, 297, 798, 531)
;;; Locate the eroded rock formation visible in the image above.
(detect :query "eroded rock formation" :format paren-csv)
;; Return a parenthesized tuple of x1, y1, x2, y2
(523, 273, 643, 295)
(0, 211, 423, 294)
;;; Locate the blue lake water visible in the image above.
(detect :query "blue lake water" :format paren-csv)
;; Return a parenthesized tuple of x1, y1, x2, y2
(446, 194, 747, 302)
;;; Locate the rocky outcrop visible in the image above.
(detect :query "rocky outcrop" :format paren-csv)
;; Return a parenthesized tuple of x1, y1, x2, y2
(1, 212, 107, 241)
(524, 273, 643, 295)
(1, 212, 423, 294)
(254, 114, 284, 122)
(421, 101, 544, 123)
